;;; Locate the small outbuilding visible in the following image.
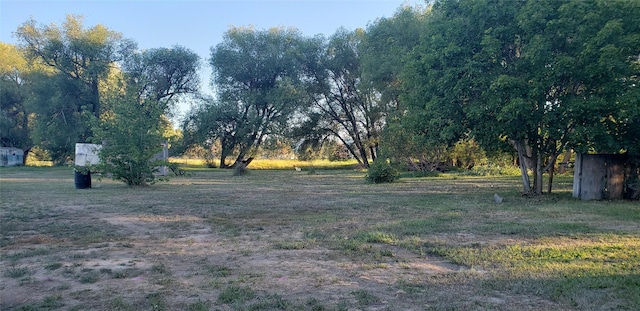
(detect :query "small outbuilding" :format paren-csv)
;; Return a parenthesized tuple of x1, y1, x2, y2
(0, 147, 24, 167)
(572, 153, 634, 200)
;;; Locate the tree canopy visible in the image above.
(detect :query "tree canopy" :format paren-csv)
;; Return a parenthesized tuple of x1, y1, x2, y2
(185, 27, 314, 168)
(0, 43, 32, 154)
(14, 15, 135, 162)
(3, 4, 638, 194)
(401, 0, 640, 194)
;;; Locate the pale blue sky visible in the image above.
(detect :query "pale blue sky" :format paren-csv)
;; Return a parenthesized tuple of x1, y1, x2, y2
(1, 0, 421, 117)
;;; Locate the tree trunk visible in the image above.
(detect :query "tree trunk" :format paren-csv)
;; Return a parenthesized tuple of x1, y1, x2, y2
(351, 130, 369, 168)
(22, 146, 32, 165)
(515, 140, 531, 194)
(544, 151, 564, 194)
(547, 160, 554, 193)
(347, 113, 370, 168)
(91, 79, 100, 117)
(359, 147, 370, 168)
(333, 131, 364, 166)
(534, 151, 544, 195)
(558, 150, 571, 174)
(219, 154, 229, 168)
(242, 157, 254, 166)
(231, 154, 245, 168)
(219, 144, 230, 169)
(232, 143, 254, 168)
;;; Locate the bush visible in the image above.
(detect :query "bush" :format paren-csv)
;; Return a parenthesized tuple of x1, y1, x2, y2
(366, 158, 399, 183)
(94, 89, 167, 186)
(450, 137, 487, 169)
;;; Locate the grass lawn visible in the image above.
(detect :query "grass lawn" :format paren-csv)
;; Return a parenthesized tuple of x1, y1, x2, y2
(1, 166, 638, 310)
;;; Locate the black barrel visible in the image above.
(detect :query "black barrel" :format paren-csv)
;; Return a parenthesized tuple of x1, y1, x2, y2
(74, 171, 91, 189)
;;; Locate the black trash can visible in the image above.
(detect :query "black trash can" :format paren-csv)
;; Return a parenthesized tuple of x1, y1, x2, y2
(74, 171, 91, 189)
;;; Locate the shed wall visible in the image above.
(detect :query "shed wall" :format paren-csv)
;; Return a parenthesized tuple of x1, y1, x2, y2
(573, 153, 628, 200)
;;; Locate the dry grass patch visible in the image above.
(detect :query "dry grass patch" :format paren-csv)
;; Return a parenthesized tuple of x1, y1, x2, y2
(1, 166, 638, 310)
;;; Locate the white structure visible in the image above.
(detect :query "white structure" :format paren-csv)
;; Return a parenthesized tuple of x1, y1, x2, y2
(154, 142, 170, 176)
(74, 142, 169, 175)
(75, 143, 101, 166)
(0, 147, 24, 166)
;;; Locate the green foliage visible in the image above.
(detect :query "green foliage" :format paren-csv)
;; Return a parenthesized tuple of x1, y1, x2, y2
(194, 26, 313, 168)
(3, 265, 30, 278)
(121, 45, 200, 111)
(400, 0, 640, 194)
(26, 71, 96, 163)
(357, 231, 397, 244)
(10, 16, 198, 167)
(0, 43, 31, 151)
(145, 292, 167, 311)
(361, 6, 425, 106)
(382, 115, 451, 174)
(450, 137, 487, 169)
(217, 285, 256, 304)
(296, 27, 396, 168)
(15, 15, 134, 163)
(93, 45, 198, 186)
(94, 90, 166, 186)
(365, 157, 399, 183)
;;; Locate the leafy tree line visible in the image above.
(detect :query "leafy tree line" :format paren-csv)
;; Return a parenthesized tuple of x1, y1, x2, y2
(181, 22, 415, 169)
(1, 15, 199, 185)
(3, 13, 412, 172)
(2, 1, 639, 193)
(397, 0, 639, 194)
(184, 0, 638, 196)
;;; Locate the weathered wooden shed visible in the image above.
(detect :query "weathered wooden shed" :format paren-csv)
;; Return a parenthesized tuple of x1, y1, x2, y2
(572, 153, 628, 200)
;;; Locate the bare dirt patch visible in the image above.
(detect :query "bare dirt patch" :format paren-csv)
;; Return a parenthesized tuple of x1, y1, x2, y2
(0, 168, 609, 310)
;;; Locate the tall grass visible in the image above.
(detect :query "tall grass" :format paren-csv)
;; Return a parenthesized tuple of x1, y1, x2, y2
(169, 157, 359, 170)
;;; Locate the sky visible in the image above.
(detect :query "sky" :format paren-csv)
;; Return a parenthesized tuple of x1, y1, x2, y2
(1, 0, 420, 118)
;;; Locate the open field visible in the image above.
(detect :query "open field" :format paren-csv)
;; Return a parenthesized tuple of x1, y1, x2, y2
(1, 167, 639, 310)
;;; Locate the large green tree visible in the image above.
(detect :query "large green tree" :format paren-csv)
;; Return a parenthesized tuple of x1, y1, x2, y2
(182, 96, 242, 168)
(194, 27, 312, 168)
(358, 6, 430, 169)
(402, 0, 640, 194)
(121, 45, 200, 112)
(361, 6, 426, 111)
(0, 43, 32, 157)
(15, 15, 135, 162)
(300, 25, 419, 168)
(298, 28, 376, 167)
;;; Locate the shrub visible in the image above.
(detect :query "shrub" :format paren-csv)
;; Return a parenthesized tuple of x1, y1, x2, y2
(450, 137, 487, 169)
(366, 158, 399, 183)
